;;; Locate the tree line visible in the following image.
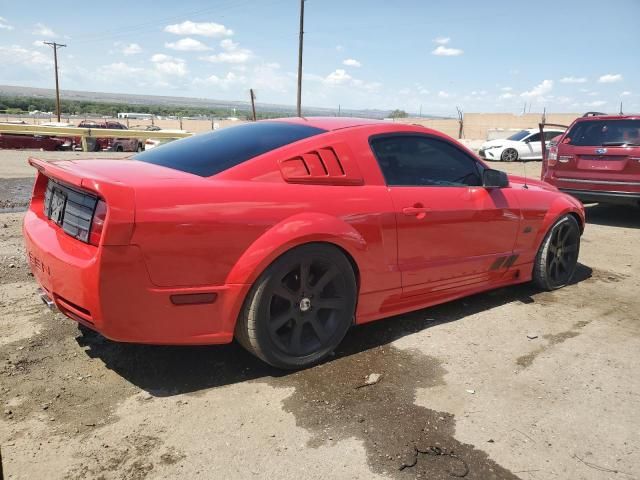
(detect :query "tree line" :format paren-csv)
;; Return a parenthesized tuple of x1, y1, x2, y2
(0, 95, 287, 120)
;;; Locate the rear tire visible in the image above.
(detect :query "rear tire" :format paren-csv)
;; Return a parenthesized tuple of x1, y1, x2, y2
(235, 243, 357, 369)
(501, 148, 519, 162)
(533, 215, 581, 290)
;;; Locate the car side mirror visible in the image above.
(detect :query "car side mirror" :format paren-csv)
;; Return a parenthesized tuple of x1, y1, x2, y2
(482, 169, 509, 188)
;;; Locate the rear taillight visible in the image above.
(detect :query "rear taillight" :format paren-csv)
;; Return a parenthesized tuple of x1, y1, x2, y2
(547, 146, 558, 165)
(89, 200, 107, 246)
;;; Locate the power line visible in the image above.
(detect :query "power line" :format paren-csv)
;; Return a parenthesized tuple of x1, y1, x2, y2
(44, 42, 66, 122)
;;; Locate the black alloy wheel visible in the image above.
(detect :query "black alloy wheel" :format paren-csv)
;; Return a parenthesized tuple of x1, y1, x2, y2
(236, 244, 357, 369)
(534, 215, 581, 290)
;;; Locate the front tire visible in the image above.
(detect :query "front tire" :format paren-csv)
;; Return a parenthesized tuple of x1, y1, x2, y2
(235, 244, 357, 369)
(533, 215, 580, 290)
(501, 148, 519, 162)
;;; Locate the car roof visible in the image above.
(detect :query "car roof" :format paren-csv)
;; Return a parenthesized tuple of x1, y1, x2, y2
(575, 114, 640, 122)
(271, 116, 388, 131)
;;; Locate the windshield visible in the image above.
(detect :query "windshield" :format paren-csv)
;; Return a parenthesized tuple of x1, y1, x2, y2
(566, 119, 640, 146)
(507, 130, 530, 141)
(134, 121, 326, 177)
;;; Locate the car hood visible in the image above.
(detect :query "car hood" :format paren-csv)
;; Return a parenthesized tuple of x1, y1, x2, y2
(508, 174, 558, 191)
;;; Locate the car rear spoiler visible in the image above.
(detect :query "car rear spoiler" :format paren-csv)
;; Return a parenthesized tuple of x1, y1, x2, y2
(538, 122, 569, 161)
(28, 157, 136, 245)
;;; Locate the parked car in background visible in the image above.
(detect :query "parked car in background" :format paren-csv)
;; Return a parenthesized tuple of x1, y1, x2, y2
(24, 117, 584, 369)
(143, 127, 187, 150)
(542, 114, 640, 206)
(0, 121, 72, 151)
(74, 120, 142, 152)
(0, 133, 71, 151)
(479, 128, 565, 161)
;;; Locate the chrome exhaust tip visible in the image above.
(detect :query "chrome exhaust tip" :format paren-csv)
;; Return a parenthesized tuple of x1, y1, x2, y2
(37, 288, 57, 311)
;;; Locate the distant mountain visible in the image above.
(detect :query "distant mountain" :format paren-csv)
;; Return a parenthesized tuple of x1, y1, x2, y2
(0, 84, 450, 120)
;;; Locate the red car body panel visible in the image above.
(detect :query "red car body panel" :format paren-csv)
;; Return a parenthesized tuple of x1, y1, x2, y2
(23, 119, 585, 345)
(542, 115, 640, 205)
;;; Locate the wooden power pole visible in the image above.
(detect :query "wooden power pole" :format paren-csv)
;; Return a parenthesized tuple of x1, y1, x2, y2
(44, 42, 66, 122)
(296, 0, 305, 117)
(250, 89, 257, 121)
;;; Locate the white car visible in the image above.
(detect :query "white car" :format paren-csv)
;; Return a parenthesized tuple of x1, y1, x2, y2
(478, 128, 565, 161)
(143, 128, 187, 150)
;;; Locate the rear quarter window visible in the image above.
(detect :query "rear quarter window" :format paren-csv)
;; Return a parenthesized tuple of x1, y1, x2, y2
(134, 122, 327, 177)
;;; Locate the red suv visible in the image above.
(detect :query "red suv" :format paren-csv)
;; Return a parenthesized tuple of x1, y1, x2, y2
(74, 120, 143, 152)
(542, 115, 640, 206)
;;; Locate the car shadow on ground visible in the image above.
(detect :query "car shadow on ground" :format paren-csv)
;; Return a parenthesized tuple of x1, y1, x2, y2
(77, 263, 593, 397)
(585, 203, 639, 229)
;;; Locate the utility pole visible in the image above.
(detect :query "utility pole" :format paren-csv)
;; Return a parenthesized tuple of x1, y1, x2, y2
(44, 42, 66, 122)
(250, 89, 257, 121)
(296, 0, 305, 117)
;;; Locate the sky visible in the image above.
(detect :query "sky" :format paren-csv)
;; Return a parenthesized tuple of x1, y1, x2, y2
(0, 0, 638, 115)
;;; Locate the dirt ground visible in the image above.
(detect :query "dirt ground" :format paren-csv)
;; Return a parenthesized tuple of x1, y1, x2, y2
(1, 150, 639, 480)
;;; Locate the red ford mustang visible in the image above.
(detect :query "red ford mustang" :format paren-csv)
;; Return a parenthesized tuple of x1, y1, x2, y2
(23, 118, 585, 368)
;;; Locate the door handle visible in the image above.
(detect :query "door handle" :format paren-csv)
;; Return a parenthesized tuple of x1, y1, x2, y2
(402, 205, 430, 219)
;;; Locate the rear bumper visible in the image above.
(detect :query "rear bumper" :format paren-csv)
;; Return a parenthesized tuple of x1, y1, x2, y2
(558, 188, 640, 206)
(23, 210, 249, 345)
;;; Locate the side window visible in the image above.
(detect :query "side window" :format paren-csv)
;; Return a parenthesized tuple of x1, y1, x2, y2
(370, 135, 482, 187)
(526, 133, 541, 143)
(544, 131, 560, 141)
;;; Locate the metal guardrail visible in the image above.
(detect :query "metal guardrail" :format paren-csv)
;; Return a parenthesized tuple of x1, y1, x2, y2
(0, 123, 192, 151)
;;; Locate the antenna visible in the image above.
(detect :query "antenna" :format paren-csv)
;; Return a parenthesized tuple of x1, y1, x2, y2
(522, 158, 528, 189)
(619, 101, 623, 115)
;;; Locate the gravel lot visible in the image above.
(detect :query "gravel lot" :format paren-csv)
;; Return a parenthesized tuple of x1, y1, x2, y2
(1, 150, 639, 480)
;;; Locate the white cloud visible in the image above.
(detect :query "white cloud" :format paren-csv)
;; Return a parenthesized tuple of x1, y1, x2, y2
(164, 21, 233, 37)
(398, 88, 411, 95)
(432, 45, 463, 56)
(122, 43, 142, 55)
(621, 91, 632, 96)
(32, 40, 46, 48)
(336, 45, 344, 51)
(598, 73, 623, 83)
(438, 90, 450, 98)
(98, 62, 143, 77)
(343, 58, 361, 67)
(560, 76, 587, 84)
(194, 71, 245, 89)
(150, 53, 187, 76)
(500, 92, 515, 99)
(165, 37, 210, 52)
(200, 38, 252, 64)
(0, 17, 13, 30)
(434, 37, 450, 45)
(501, 86, 513, 91)
(584, 100, 606, 107)
(521, 79, 553, 98)
(251, 63, 291, 93)
(0, 44, 51, 66)
(32, 23, 57, 38)
(321, 69, 380, 92)
(325, 69, 351, 85)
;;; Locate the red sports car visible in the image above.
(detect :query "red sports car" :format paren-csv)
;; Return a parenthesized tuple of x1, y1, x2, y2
(23, 118, 585, 369)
